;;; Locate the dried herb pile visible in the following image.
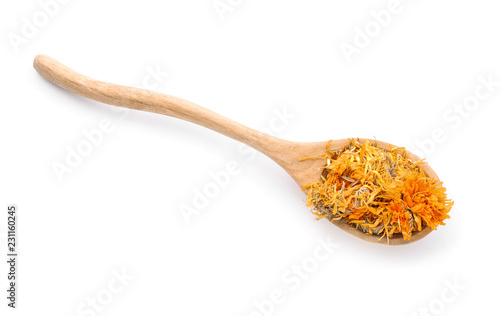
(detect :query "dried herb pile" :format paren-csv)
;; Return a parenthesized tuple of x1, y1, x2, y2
(302, 139, 453, 241)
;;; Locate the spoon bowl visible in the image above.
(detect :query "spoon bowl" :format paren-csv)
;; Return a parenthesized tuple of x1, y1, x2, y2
(34, 55, 438, 245)
(268, 137, 436, 245)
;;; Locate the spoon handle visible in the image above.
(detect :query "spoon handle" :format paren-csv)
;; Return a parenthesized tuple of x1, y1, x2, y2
(33, 55, 290, 160)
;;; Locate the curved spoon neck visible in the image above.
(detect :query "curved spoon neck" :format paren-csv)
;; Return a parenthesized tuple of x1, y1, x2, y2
(33, 55, 295, 166)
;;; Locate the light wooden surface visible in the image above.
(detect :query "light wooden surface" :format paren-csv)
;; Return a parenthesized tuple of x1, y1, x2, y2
(33, 55, 438, 245)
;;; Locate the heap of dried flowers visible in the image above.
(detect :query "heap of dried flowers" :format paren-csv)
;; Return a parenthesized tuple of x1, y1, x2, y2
(302, 139, 453, 241)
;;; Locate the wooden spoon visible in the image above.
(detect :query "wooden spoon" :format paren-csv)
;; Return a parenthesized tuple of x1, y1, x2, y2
(33, 54, 435, 245)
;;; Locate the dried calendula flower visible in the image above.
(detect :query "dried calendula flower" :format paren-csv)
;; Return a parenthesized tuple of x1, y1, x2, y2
(301, 139, 453, 242)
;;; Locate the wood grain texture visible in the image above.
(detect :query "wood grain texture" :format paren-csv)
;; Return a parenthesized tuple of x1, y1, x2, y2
(34, 55, 439, 245)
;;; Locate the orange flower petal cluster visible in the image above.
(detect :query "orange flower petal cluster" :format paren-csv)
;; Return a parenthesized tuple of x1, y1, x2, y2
(303, 139, 453, 241)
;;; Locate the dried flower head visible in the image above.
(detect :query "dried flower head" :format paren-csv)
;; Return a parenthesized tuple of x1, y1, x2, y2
(302, 139, 453, 242)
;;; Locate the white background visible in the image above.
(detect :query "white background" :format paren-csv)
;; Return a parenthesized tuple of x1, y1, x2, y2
(1, 0, 499, 315)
